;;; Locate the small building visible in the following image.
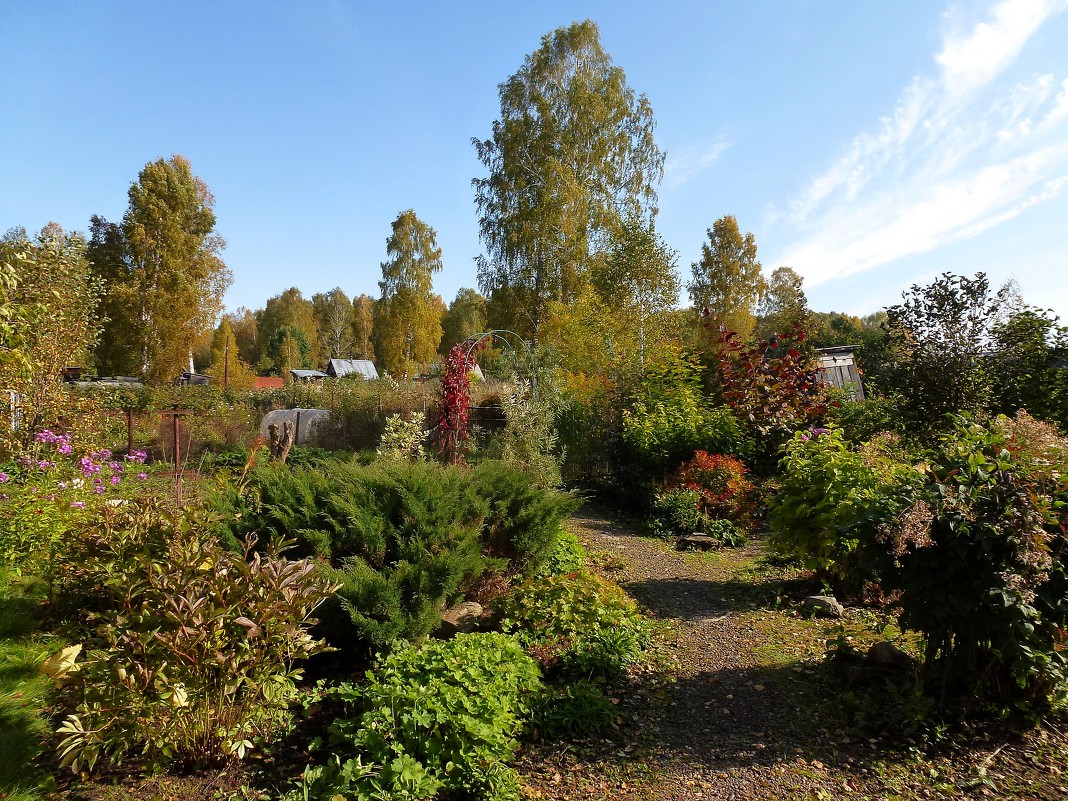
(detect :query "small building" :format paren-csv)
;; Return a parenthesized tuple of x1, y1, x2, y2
(816, 346, 865, 400)
(325, 358, 380, 380)
(291, 368, 329, 384)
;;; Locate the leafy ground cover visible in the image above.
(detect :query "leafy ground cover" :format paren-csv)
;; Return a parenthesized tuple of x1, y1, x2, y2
(515, 507, 1068, 801)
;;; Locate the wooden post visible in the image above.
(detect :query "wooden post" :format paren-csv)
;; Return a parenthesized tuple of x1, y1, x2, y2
(158, 407, 192, 509)
(126, 408, 134, 456)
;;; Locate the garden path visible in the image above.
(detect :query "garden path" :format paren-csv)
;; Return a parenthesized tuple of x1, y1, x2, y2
(517, 505, 878, 800)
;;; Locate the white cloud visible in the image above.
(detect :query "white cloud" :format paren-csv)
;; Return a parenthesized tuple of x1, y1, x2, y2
(937, 0, 1061, 94)
(775, 0, 1068, 289)
(664, 139, 730, 187)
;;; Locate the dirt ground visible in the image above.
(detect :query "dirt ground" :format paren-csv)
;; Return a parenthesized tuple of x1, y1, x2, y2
(515, 507, 1068, 801)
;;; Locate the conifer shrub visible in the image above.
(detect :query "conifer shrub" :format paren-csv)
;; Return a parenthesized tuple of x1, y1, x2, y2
(214, 459, 579, 650)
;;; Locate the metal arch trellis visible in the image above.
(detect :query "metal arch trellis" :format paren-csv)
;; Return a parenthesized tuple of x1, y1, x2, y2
(460, 330, 537, 392)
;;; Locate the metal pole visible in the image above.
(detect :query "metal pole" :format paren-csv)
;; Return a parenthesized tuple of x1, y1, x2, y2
(172, 407, 182, 508)
(126, 408, 134, 456)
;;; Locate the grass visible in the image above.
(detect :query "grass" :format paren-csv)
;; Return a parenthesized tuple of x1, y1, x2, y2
(0, 571, 62, 799)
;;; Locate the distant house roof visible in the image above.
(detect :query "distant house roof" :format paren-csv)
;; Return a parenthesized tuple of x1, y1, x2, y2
(254, 377, 285, 390)
(291, 369, 329, 382)
(326, 359, 379, 380)
(178, 372, 210, 386)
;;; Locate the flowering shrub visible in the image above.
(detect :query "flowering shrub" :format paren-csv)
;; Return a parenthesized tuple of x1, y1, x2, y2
(0, 429, 151, 575)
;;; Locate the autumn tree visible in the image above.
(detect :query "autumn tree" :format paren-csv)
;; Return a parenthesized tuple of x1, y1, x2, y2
(473, 19, 665, 339)
(206, 315, 256, 390)
(440, 288, 488, 355)
(688, 215, 765, 341)
(312, 287, 354, 360)
(592, 216, 680, 369)
(373, 210, 444, 377)
(0, 224, 102, 434)
(756, 266, 808, 341)
(255, 288, 318, 372)
(89, 155, 231, 382)
(227, 307, 260, 366)
(351, 293, 375, 360)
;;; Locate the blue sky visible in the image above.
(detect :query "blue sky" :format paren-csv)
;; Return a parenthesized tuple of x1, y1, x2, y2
(2, 1, 1066, 320)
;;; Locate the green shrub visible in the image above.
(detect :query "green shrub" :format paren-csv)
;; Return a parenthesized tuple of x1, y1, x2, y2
(496, 571, 651, 680)
(471, 460, 581, 574)
(648, 486, 706, 538)
(767, 427, 920, 583)
(533, 528, 587, 578)
(703, 518, 747, 547)
(54, 499, 335, 774)
(213, 459, 578, 650)
(310, 634, 542, 801)
(532, 680, 616, 739)
(880, 413, 1068, 712)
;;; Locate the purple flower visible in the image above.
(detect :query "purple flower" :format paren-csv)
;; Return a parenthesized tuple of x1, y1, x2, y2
(0, 472, 7, 483)
(58, 443, 72, 455)
(137, 472, 148, 481)
(93, 486, 105, 495)
(70, 501, 85, 509)
(110, 475, 121, 485)
(56, 482, 67, 490)
(43, 493, 55, 501)
(125, 450, 148, 464)
(109, 461, 123, 471)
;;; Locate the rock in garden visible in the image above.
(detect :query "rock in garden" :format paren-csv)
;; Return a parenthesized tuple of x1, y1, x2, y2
(439, 601, 485, 637)
(866, 641, 916, 672)
(677, 534, 719, 550)
(803, 595, 845, 618)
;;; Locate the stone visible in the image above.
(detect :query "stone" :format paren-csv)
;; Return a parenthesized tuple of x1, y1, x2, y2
(866, 641, 916, 672)
(803, 595, 845, 618)
(439, 601, 484, 637)
(677, 534, 719, 550)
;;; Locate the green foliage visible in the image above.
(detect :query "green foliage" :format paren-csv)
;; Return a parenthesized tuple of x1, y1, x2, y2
(621, 348, 748, 482)
(213, 459, 577, 650)
(648, 486, 707, 538)
(55, 500, 335, 774)
(532, 680, 616, 739)
(0, 572, 58, 798)
(472, 460, 581, 574)
(375, 412, 428, 461)
(485, 380, 564, 488)
(989, 308, 1068, 429)
(768, 427, 921, 583)
(311, 634, 542, 801)
(882, 272, 1009, 443)
(880, 413, 1068, 712)
(473, 19, 665, 339)
(827, 395, 902, 443)
(496, 570, 651, 680)
(532, 528, 587, 578)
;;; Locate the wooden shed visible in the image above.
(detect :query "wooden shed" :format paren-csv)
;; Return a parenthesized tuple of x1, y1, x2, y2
(816, 345, 865, 400)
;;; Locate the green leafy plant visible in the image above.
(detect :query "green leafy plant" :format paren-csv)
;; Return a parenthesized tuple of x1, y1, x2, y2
(647, 486, 707, 538)
(496, 570, 651, 679)
(54, 499, 336, 774)
(880, 413, 1068, 713)
(532, 680, 616, 739)
(767, 427, 920, 584)
(310, 634, 542, 801)
(532, 528, 587, 578)
(375, 412, 428, 461)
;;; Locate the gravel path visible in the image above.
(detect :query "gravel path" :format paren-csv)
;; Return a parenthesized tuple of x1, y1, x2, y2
(518, 507, 881, 801)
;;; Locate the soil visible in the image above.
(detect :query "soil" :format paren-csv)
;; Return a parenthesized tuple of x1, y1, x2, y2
(515, 506, 1068, 801)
